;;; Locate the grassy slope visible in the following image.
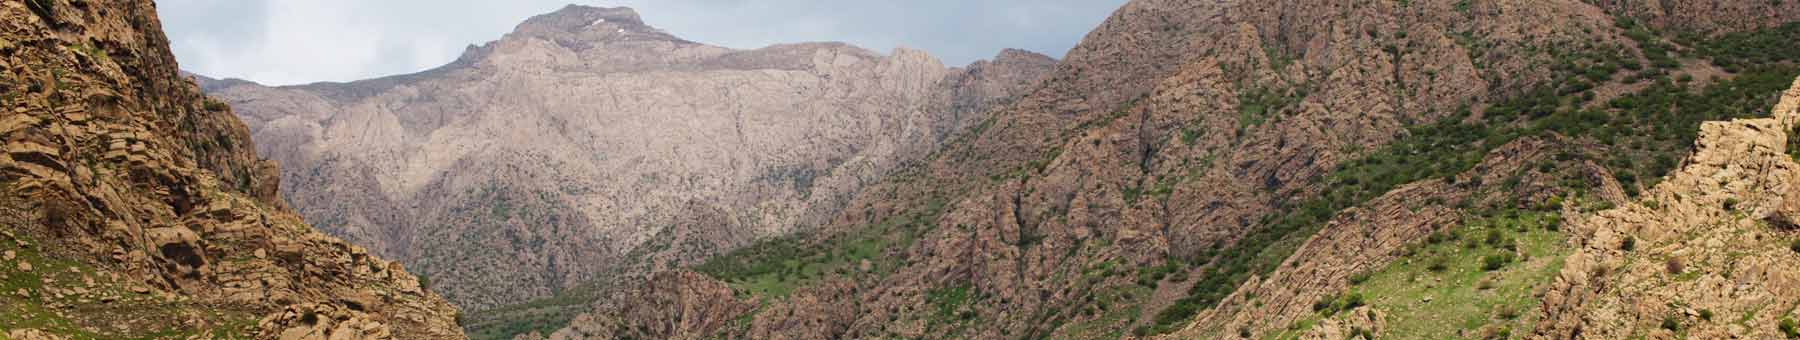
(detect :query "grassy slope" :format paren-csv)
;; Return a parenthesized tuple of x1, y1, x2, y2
(0, 232, 258, 339)
(1257, 20, 1800, 339)
(1149, 18, 1800, 335)
(1263, 210, 1571, 339)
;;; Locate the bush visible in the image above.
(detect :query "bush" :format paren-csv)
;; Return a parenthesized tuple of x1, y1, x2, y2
(1662, 315, 1682, 332)
(203, 98, 231, 112)
(1497, 305, 1521, 320)
(1482, 254, 1512, 271)
(1782, 318, 1800, 338)
(1313, 295, 1337, 313)
(1621, 237, 1637, 251)
(1343, 292, 1366, 310)
(1790, 239, 1800, 254)
(1349, 271, 1373, 285)
(1428, 258, 1449, 273)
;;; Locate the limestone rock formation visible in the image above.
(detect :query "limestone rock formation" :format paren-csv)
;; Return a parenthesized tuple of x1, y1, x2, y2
(532, 0, 1800, 338)
(196, 5, 1055, 311)
(1534, 77, 1800, 339)
(0, 0, 461, 338)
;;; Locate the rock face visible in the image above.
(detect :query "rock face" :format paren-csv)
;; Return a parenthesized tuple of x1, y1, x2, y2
(539, 0, 1625, 338)
(197, 5, 1055, 311)
(514, 272, 754, 340)
(0, 0, 461, 339)
(532, 0, 1800, 339)
(1534, 77, 1800, 339)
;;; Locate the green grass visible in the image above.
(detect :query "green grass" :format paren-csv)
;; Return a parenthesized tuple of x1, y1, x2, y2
(1236, 86, 1299, 132)
(1263, 209, 1569, 339)
(464, 283, 605, 340)
(1060, 284, 1151, 339)
(0, 233, 258, 339)
(695, 196, 948, 298)
(1148, 19, 1800, 334)
(1359, 211, 1568, 338)
(927, 284, 973, 324)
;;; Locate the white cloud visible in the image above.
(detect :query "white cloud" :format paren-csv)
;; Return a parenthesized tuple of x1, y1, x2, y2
(160, 0, 1127, 86)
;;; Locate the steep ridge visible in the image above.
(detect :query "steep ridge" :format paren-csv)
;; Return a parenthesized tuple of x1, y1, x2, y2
(197, 5, 1056, 312)
(1155, 4, 1800, 340)
(0, 0, 461, 339)
(1587, 0, 1800, 34)
(1532, 77, 1800, 339)
(525, 0, 1685, 338)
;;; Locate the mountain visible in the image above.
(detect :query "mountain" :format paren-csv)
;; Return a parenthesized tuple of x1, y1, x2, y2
(195, 5, 1056, 313)
(0, 0, 461, 338)
(514, 0, 1800, 339)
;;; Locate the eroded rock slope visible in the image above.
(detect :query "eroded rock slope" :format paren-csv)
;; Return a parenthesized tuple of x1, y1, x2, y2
(197, 5, 1055, 311)
(530, 0, 1800, 339)
(0, 0, 462, 338)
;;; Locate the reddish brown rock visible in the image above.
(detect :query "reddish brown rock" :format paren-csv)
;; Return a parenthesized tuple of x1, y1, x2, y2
(0, 0, 462, 338)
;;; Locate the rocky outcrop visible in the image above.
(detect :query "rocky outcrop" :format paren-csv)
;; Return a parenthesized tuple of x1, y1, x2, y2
(1164, 135, 1618, 338)
(541, 0, 1654, 338)
(1533, 77, 1800, 339)
(1590, 0, 1800, 33)
(0, 0, 461, 338)
(510, 271, 754, 340)
(197, 5, 1055, 311)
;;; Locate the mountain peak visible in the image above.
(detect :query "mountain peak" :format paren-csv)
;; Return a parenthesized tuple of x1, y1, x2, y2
(545, 5, 645, 26)
(508, 5, 679, 43)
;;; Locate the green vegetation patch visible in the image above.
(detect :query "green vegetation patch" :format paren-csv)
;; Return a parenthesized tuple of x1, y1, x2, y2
(1236, 86, 1301, 132)
(0, 233, 258, 339)
(1146, 19, 1800, 335)
(1360, 211, 1564, 338)
(696, 196, 949, 298)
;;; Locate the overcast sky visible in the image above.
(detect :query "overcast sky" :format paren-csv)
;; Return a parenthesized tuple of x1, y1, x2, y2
(158, 0, 1126, 86)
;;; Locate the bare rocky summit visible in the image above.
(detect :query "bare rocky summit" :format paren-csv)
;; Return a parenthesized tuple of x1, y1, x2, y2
(197, 5, 1055, 312)
(0, 0, 461, 338)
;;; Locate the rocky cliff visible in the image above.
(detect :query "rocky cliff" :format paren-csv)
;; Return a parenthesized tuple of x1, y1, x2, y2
(0, 0, 461, 339)
(196, 5, 1055, 314)
(529, 0, 1800, 339)
(1531, 76, 1800, 339)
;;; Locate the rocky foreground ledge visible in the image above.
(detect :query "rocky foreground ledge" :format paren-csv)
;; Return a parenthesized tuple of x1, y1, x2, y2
(0, 1, 464, 338)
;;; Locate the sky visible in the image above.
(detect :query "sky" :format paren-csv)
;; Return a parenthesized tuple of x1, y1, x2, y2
(158, 0, 1128, 86)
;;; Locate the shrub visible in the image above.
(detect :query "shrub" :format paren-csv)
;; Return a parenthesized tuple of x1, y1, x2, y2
(1427, 232, 1448, 244)
(1662, 315, 1682, 332)
(1343, 292, 1366, 310)
(1428, 258, 1449, 273)
(1313, 295, 1337, 313)
(1622, 237, 1637, 251)
(1349, 271, 1373, 285)
(1497, 305, 1521, 320)
(1725, 198, 1741, 211)
(1782, 318, 1800, 338)
(1482, 254, 1512, 271)
(203, 98, 231, 112)
(1699, 309, 1714, 321)
(1790, 239, 1800, 254)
